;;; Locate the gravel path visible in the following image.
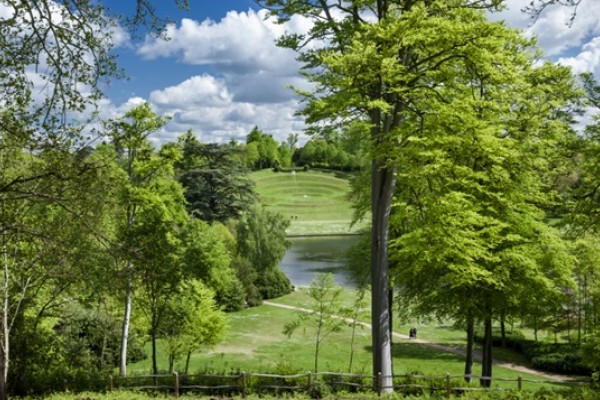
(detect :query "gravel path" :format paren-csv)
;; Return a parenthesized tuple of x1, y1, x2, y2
(263, 301, 576, 383)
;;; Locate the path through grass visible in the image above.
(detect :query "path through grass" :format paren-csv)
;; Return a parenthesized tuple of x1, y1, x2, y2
(129, 288, 567, 391)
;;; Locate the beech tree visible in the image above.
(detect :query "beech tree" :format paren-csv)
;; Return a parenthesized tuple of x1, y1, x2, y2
(258, 0, 549, 390)
(388, 54, 581, 384)
(236, 205, 292, 299)
(133, 170, 188, 376)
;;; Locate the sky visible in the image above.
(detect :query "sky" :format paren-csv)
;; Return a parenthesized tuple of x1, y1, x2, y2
(96, 0, 600, 146)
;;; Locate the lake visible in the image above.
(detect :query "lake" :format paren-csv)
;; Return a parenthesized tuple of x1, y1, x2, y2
(279, 235, 363, 287)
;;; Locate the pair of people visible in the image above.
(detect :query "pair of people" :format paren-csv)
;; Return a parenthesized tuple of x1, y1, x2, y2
(409, 327, 417, 339)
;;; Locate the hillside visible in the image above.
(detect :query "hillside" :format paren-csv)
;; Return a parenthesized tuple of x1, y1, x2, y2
(251, 169, 367, 236)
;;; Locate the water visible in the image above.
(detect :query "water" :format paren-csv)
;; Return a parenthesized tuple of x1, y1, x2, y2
(279, 235, 362, 287)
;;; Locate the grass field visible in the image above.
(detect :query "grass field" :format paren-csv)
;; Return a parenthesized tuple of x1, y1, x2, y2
(251, 169, 368, 235)
(128, 288, 566, 391)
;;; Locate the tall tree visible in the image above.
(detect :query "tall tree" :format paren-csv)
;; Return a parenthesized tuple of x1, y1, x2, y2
(388, 56, 580, 384)
(105, 102, 173, 377)
(258, 0, 531, 390)
(177, 137, 256, 224)
(134, 169, 188, 376)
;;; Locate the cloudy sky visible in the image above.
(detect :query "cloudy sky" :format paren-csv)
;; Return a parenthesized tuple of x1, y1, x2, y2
(98, 0, 600, 146)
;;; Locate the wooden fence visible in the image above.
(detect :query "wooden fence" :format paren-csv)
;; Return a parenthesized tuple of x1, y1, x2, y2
(61, 371, 593, 398)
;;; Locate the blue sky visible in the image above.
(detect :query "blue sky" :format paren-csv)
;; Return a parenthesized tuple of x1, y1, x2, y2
(94, 1, 600, 146)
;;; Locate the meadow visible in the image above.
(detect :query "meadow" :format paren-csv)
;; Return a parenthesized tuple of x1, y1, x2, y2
(128, 287, 570, 392)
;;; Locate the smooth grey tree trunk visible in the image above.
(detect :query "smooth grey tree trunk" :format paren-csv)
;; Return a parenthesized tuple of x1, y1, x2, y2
(370, 162, 396, 394)
(119, 272, 133, 377)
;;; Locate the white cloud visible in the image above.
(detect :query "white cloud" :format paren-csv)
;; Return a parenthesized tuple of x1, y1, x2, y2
(150, 75, 232, 107)
(138, 10, 300, 74)
(557, 36, 600, 77)
(130, 9, 312, 144)
(492, 0, 600, 57)
(143, 74, 307, 145)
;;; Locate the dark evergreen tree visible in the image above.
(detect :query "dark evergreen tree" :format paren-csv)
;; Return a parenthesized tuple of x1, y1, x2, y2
(178, 137, 257, 223)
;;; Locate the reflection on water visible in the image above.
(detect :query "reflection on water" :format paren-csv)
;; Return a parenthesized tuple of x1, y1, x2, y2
(279, 235, 362, 287)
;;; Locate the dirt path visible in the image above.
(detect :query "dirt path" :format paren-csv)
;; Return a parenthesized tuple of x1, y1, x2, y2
(263, 301, 575, 383)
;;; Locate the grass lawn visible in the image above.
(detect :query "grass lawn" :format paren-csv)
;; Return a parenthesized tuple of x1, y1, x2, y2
(251, 169, 368, 235)
(128, 289, 565, 391)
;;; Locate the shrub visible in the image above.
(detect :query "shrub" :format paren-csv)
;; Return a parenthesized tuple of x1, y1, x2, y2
(531, 352, 591, 375)
(255, 268, 292, 299)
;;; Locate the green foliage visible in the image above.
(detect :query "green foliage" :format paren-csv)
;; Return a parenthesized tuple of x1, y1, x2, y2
(236, 205, 292, 299)
(246, 127, 281, 169)
(161, 280, 226, 373)
(284, 273, 345, 372)
(182, 219, 246, 311)
(473, 330, 591, 375)
(18, 386, 600, 400)
(177, 136, 257, 223)
(255, 268, 292, 299)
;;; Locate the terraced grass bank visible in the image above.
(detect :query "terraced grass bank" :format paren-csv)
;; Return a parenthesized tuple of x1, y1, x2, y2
(251, 169, 368, 236)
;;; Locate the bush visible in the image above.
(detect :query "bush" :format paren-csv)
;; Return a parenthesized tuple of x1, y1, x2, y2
(532, 352, 591, 375)
(474, 330, 592, 376)
(215, 277, 247, 311)
(255, 268, 292, 299)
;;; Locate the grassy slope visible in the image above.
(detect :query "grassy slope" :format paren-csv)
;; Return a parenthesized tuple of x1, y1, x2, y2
(251, 169, 368, 235)
(129, 288, 559, 391)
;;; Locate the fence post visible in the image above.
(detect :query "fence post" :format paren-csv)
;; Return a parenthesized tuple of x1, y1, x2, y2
(518, 376, 522, 391)
(307, 371, 312, 393)
(108, 375, 114, 392)
(241, 372, 247, 399)
(377, 372, 382, 396)
(446, 373, 451, 399)
(173, 371, 179, 398)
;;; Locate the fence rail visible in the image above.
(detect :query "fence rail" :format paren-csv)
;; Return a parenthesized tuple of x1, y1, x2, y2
(62, 370, 593, 398)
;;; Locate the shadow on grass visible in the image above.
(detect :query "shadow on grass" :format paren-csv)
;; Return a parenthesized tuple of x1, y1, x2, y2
(362, 343, 465, 362)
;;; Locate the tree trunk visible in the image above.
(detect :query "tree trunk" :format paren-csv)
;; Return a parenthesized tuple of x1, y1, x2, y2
(1, 243, 9, 400)
(0, 353, 5, 400)
(185, 352, 192, 375)
(151, 327, 158, 376)
(315, 319, 322, 373)
(480, 312, 493, 388)
(370, 162, 395, 394)
(388, 286, 394, 376)
(349, 321, 356, 373)
(464, 313, 474, 383)
(119, 271, 133, 377)
(500, 315, 506, 347)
